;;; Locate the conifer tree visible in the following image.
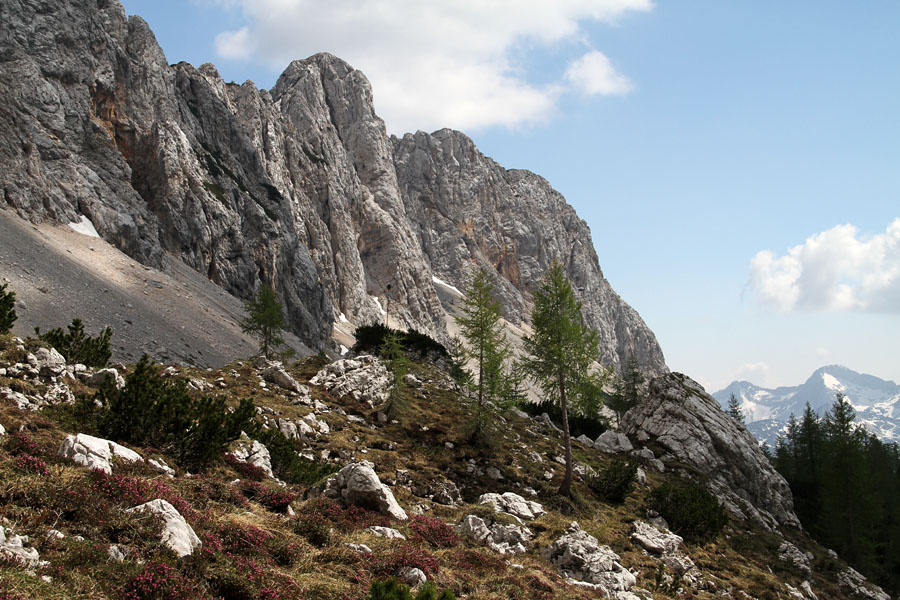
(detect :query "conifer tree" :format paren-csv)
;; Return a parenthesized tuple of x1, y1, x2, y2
(0, 283, 16, 334)
(381, 331, 410, 419)
(726, 393, 745, 424)
(520, 262, 603, 496)
(608, 355, 645, 427)
(240, 284, 289, 359)
(457, 269, 514, 443)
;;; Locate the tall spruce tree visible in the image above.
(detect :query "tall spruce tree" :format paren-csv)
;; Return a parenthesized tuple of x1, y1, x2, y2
(456, 269, 514, 442)
(520, 262, 603, 496)
(726, 393, 745, 424)
(240, 284, 289, 359)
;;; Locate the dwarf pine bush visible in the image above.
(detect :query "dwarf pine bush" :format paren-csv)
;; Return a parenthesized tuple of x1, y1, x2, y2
(648, 481, 728, 543)
(588, 458, 638, 504)
(35, 318, 111, 367)
(0, 283, 16, 334)
(92, 355, 255, 470)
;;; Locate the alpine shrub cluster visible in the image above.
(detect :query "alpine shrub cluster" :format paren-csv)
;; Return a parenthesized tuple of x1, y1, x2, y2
(252, 427, 337, 485)
(36, 318, 112, 367)
(0, 283, 16, 334)
(88, 355, 255, 470)
(648, 481, 728, 544)
(353, 323, 449, 361)
(367, 578, 455, 600)
(588, 458, 638, 503)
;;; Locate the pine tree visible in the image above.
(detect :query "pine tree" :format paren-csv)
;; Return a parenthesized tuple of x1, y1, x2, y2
(0, 283, 16, 334)
(820, 393, 875, 566)
(240, 284, 289, 359)
(726, 393, 745, 424)
(456, 269, 514, 443)
(608, 355, 645, 427)
(520, 262, 603, 496)
(381, 331, 410, 419)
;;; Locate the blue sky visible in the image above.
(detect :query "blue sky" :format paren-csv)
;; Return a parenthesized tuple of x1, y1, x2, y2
(120, 0, 899, 391)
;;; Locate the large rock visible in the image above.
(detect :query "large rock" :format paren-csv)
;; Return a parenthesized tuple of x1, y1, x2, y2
(29, 347, 66, 375)
(838, 567, 891, 600)
(310, 356, 391, 406)
(0, 0, 665, 373)
(323, 462, 407, 520)
(543, 524, 636, 595)
(126, 499, 201, 557)
(0, 525, 44, 567)
(594, 431, 633, 454)
(630, 521, 682, 555)
(260, 363, 303, 393)
(778, 541, 813, 578)
(457, 514, 533, 555)
(622, 373, 800, 529)
(58, 433, 144, 474)
(231, 435, 274, 479)
(477, 492, 545, 521)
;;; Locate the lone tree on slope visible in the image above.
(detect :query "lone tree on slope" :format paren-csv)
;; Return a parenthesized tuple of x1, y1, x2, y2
(727, 392, 746, 424)
(457, 269, 516, 443)
(520, 261, 605, 497)
(0, 283, 16, 334)
(240, 284, 290, 360)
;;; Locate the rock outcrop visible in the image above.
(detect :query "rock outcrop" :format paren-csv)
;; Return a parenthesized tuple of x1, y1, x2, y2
(323, 462, 408, 520)
(126, 499, 201, 557)
(59, 433, 144, 474)
(0, 0, 665, 375)
(543, 523, 637, 595)
(622, 373, 800, 530)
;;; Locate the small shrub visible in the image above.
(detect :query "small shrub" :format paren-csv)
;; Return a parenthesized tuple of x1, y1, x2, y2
(120, 561, 210, 600)
(367, 579, 455, 600)
(0, 283, 16, 334)
(371, 544, 440, 577)
(352, 323, 449, 361)
(35, 318, 111, 367)
(408, 515, 459, 548)
(293, 512, 331, 547)
(14, 454, 49, 476)
(3, 431, 45, 456)
(225, 452, 267, 481)
(266, 536, 304, 567)
(252, 427, 337, 485)
(240, 480, 297, 513)
(648, 481, 728, 544)
(588, 458, 637, 503)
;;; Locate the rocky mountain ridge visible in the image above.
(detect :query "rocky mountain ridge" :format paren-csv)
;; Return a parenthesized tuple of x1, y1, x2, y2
(0, 0, 665, 374)
(713, 365, 900, 446)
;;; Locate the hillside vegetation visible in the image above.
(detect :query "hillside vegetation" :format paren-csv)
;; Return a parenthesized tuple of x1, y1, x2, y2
(0, 324, 890, 599)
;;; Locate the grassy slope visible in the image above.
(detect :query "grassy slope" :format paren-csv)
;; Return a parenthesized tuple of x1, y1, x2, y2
(0, 334, 856, 600)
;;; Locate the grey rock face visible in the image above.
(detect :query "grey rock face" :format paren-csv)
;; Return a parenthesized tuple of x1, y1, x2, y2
(594, 430, 634, 454)
(622, 373, 800, 530)
(393, 129, 667, 375)
(0, 0, 666, 374)
(778, 541, 813, 578)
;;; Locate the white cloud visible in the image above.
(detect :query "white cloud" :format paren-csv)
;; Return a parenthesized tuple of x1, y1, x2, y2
(565, 50, 633, 95)
(749, 219, 900, 312)
(208, 0, 652, 133)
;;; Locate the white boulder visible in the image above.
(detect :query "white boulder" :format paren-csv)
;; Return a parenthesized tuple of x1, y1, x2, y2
(127, 499, 201, 557)
(231, 435, 274, 478)
(543, 525, 636, 595)
(0, 525, 44, 567)
(477, 492, 545, 521)
(630, 521, 683, 555)
(323, 462, 408, 520)
(58, 433, 144, 474)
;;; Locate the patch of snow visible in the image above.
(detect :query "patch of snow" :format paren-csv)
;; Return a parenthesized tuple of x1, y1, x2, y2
(340, 344, 349, 355)
(68, 215, 100, 238)
(339, 313, 350, 324)
(432, 275, 463, 297)
(822, 372, 845, 392)
(370, 295, 386, 316)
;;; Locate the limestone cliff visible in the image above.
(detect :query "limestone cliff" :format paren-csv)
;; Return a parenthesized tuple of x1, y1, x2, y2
(0, 0, 665, 374)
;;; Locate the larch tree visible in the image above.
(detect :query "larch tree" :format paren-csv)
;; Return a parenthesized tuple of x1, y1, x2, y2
(520, 261, 603, 496)
(457, 269, 514, 443)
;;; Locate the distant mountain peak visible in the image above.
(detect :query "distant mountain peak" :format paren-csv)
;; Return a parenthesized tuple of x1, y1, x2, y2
(713, 365, 900, 446)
